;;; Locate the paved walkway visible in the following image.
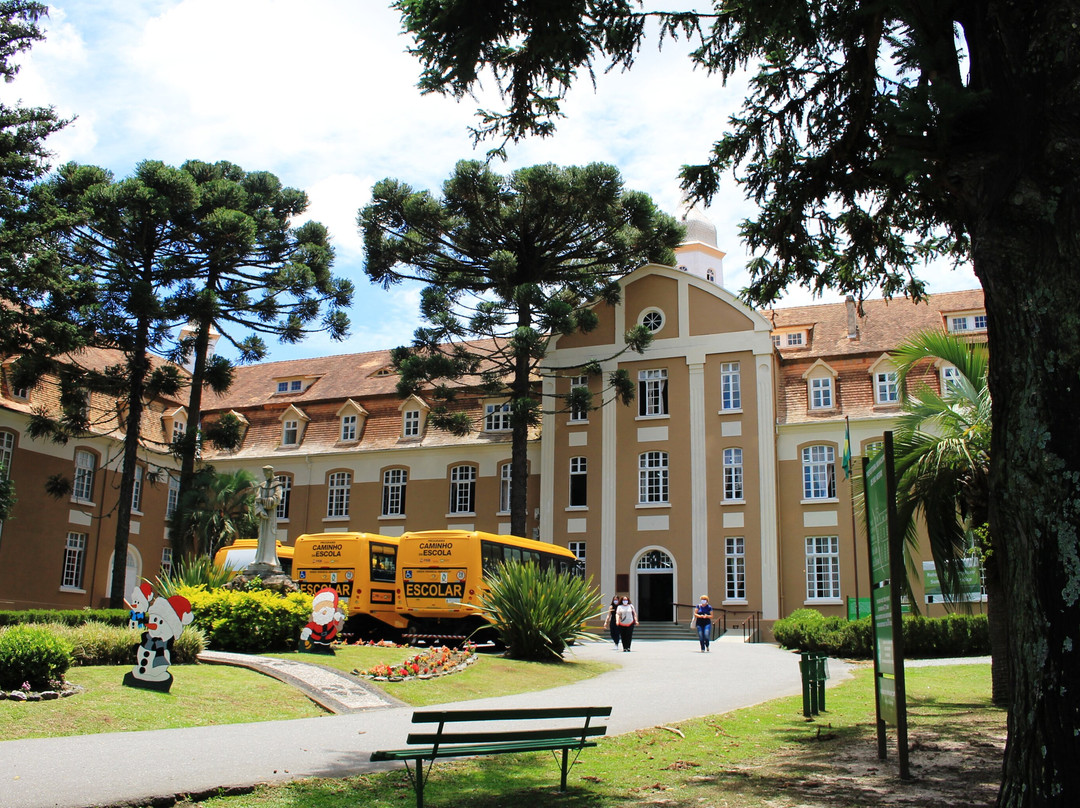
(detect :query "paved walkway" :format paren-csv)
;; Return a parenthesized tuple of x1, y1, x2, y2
(2, 636, 852, 808)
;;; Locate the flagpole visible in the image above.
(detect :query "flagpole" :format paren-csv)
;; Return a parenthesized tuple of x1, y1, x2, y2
(845, 416, 862, 616)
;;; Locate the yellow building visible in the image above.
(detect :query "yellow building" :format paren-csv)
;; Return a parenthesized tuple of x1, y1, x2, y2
(0, 209, 987, 627)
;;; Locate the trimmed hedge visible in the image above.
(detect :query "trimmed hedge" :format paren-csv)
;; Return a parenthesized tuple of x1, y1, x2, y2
(0, 622, 205, 668)
(773, 608, 989, 658)
(0, 625, 73, 689)
(177, 586, 312, 653)
(0, 609, 130, 627)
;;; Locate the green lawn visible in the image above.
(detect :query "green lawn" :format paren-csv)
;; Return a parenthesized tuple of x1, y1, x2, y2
(167, 664, 1004, 808)
(1, 646, 614, 739)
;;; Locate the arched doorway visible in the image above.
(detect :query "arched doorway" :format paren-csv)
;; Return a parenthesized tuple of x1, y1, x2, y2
(107, 546, 141, 602)
(635, 548, 675, 621)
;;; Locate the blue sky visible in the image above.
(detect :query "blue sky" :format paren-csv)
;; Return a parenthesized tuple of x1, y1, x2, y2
(6, 0, 978, 363)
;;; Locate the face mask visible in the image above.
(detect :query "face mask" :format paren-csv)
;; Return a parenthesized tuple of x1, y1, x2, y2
(621, 600, 628, 605)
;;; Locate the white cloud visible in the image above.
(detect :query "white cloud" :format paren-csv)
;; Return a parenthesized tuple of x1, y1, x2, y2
(6, 0, 977, 360)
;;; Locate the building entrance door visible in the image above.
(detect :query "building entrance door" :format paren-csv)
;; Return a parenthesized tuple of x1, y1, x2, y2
(636, 549, 675, 621)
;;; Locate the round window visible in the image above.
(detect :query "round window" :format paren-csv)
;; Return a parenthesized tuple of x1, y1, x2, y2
(642, 310, 664, 333)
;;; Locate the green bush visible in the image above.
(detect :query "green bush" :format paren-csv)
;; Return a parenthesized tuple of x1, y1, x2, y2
(44, 621, 205, 666)
(480, 562, 601, 661)
(178, 586, 312, 653)
(155, 556, 233, 597)
(0, 625, 73, 689)
(773, 609, 988, 658)
(0, 609, 130, 627)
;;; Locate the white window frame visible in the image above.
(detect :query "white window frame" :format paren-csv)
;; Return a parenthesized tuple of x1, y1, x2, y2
(786, 331, 805, 346)
(875, 371, 899, 405)
(381, 468, 407, 517)
(275, 474, 292, 520)
(282, 419, 299, 446)
(722, 448, 744, 502)
(802, 445, 837, 500)
(276, 381, 289, 393)
(638, 369, 669, 417)
(160, 547, 173, 578)
(810, 376, 833, 410)
(498, 462, 512, 514)
(641, 309, 664, 333)
(941, 364, 962, 394)
(485, 402, 512, 432)
(806, 535, 841, 601)
(131, 464, 143, 513)
(720, 362, 741, 411)
(171, 417, 186, 442)
(568, 456, 588, 508)
(0, 431, 14, 476)
(569, 375, 589, 422)
(974, 314, 988, 330)
(326, 471, 351, 519)
(402, 409, 421, 437)
(340, 413, 358, 442)
(638, 451, 669, 505)
(725, 537, 746, 601)
(167, 475, 180, 518)
(449, 465, 477, 515)
(62, 531, 87, 590)
(568, 540, 587, 575)
(73, 449, 96, 503)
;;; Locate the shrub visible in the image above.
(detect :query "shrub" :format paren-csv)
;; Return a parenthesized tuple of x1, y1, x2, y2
(43, 621, 205, 666)
(0, 609, 130, 627)
(178, 586, 312, 653)
(155, 556, 233, 597)
(0, 625, 73, 689)
(480, 562, 601, 661)
(773, 609, 988, 658)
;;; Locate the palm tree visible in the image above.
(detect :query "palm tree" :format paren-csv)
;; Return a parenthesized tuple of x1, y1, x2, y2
(891, 329, 1008, 704)
(173, 467, 259, 559)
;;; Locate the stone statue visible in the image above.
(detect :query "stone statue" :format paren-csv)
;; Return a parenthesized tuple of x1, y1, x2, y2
(250, 465, 284, 573)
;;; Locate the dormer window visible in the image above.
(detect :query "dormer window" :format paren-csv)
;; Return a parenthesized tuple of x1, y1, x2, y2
(278, 404, 309, 447)
(274, 377, 311, 395)
(163, 407, 188, 445)
(786, 331, 804, 347)
(11, 386, 27, 400)
(398, 395, 429, 439)
(947, 312, 988, 333)
(869, 355, 901, 406)
(485, 402, 512, 432)
(772, 328, 810, 348)
(803, 360, 838, 411)
(282, 419, 299, 445)
(403, 410, 420, 437)
(336, 399, 367, 444)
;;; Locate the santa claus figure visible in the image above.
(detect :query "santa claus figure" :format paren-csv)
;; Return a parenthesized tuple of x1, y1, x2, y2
(300, 588, 344, 653)
(123, 591, 194, 693)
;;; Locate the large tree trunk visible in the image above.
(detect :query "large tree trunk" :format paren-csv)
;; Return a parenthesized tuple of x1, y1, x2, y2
(975, 194, 1080, 806)
(982, 553, 1011, 707)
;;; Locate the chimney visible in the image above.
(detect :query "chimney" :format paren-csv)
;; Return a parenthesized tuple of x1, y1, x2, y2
(845, 295, 859, 340)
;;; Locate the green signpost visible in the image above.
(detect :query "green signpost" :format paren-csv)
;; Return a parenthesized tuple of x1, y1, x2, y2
(862, 432, 910, 778)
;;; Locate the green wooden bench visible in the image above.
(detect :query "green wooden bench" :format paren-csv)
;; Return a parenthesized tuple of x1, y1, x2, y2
(370, 705, 612, 808)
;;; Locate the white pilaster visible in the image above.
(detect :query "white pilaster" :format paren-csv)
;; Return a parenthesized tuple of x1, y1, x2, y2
(756, 353, 781, 618)
(688, 360, 709, 599)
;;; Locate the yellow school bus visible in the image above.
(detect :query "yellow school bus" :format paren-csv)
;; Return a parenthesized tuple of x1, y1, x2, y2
(292, 532, 407, 639)
(213, 539, 294, 576)
(395, 530, 580, 643)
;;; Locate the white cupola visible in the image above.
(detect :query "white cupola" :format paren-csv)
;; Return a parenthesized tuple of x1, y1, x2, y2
(674, 201, 726, 287)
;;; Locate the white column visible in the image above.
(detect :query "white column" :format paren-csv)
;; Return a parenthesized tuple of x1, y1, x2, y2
(688, 360, 709, 600)
(600, 362, 618, 599)
(756, 354, 781, 618)
(539, 375, 557, 542)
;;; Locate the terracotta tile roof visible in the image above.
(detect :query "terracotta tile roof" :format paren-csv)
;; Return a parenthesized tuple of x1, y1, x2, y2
(764, 289, 986, 359)
(770, 289, 985, 425)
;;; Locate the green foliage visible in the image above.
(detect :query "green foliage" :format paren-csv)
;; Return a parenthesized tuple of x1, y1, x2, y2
(772, 609, 989, 659)
(178, 586, 312, 653)
(26, 621, 204, 666)
(0, 624, 72, 689)
(361, 159, 681, 533)
(171, 467, 259, 559)
(0, 609, 131, 627)
(479, 561, 600, 661)
(154, 554, 234, 597)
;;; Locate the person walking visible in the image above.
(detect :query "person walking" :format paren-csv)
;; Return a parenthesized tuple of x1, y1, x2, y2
(602, 595, 622, 650)
(694, 594, 713, 652)
(616, 596, 639, 651)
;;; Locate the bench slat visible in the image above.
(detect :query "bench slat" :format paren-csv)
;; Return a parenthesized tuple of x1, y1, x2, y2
(406, 725, 606, 746)
(411, 706, 611, 724)
(372, 738, 599, 762)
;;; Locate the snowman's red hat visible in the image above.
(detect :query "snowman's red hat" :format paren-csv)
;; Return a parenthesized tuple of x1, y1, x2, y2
(155, 595, 194, 637)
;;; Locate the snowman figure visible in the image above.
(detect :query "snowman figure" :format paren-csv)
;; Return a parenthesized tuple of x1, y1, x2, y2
(127, 581, 153, 630)
(122, 591, 193, 693)
(300, 588, 344, 653)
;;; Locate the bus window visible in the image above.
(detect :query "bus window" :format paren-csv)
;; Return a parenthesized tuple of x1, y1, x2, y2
(522, 550, 540, 565)
(370, 543, 396, 583)
(507, 547, 522, 563)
